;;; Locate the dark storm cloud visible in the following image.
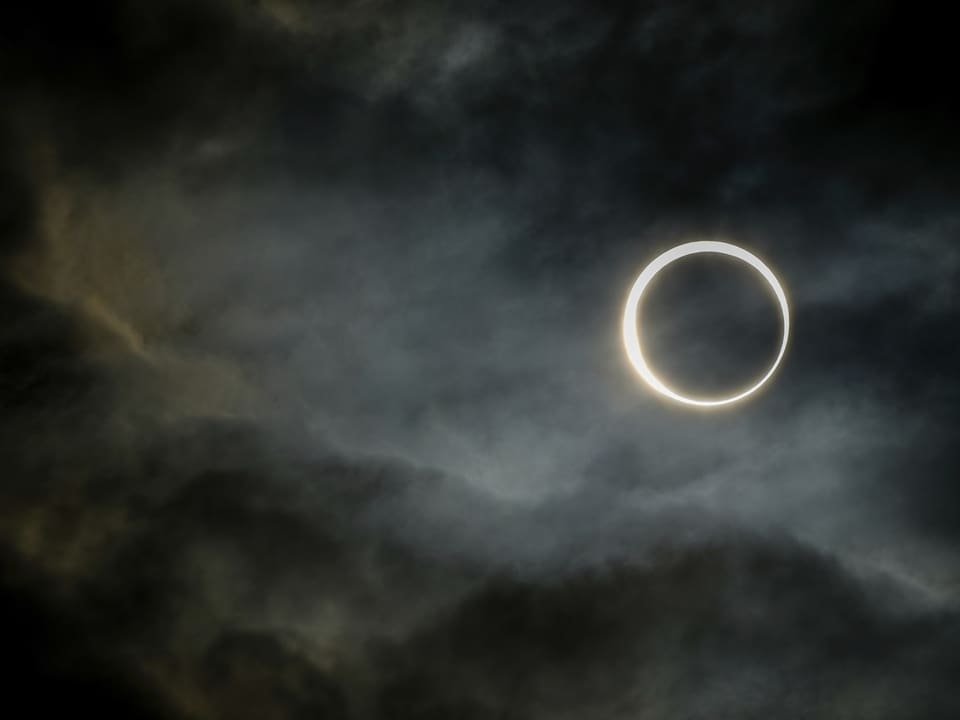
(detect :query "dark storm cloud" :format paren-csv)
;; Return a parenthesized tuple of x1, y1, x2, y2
(4, 337, 960, 720)
(1, 1, 288, 166)
(0, 547, 185, 719)
(7, 426, 960, 720)
(379, 540, 960, 720)
(2, 0, 960, 717)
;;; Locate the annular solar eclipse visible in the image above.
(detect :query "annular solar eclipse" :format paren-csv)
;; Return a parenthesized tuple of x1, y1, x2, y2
(622, 241, 790, 408)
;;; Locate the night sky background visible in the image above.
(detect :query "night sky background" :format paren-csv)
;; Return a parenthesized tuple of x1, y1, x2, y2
(2, 2, 960, 717)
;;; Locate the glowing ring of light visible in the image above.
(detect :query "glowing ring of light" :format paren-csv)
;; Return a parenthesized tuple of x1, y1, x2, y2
(622, 241, 790, 408)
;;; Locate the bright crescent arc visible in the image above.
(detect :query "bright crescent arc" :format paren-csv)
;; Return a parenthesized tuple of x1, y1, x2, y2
(622, 241, 790, 408)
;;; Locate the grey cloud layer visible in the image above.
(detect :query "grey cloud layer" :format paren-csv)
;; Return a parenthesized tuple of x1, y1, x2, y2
(2, 0, 960, 717)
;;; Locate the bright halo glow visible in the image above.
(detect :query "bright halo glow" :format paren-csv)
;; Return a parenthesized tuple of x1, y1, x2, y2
(622, 241, 790, 408)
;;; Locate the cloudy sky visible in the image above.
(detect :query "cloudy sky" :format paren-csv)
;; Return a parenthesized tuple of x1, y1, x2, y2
(2, 1, 960, 717)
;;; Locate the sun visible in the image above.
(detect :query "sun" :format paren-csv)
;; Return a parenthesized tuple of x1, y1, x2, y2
(622, 241, 790, 408)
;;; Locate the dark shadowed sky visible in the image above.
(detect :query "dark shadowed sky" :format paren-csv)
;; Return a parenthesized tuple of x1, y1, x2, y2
(2, 1, 960, 717)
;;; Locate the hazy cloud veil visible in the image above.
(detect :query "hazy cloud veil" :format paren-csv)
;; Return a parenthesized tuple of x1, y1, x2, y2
(1, 1, 959, 717)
